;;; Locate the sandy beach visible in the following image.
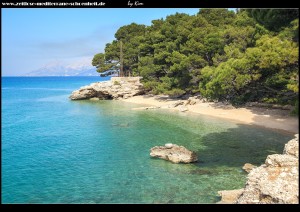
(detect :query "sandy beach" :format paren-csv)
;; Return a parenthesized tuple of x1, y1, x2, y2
(120, 95, 299, 134)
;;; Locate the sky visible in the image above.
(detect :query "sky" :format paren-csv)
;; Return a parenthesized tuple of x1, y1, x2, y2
(2, 8, 202, 76)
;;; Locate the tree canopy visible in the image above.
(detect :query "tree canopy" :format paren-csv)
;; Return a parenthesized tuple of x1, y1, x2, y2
(92, 8, 299, 109)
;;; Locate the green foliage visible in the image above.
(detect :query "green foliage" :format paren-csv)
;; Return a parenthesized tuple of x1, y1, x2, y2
(165, 88, 186, 97)
(142, 80, 159, 91)
(291, 99, 299, 116)
(199, 33, 298, 104)
(287, 72, 299, 93)
(262, 97, 279, 104)
(93, 9, 298, 107)
(92, 53, 116, 73)
(92, 23, 146, 76)
(153, 76, 173, 94)
(198, 9, 235, 26)
(278, 19, 299, 42)
(245, 9, 299, 32)
(92, 53, 104, 67)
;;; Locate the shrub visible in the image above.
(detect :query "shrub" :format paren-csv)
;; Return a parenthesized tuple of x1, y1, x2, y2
(143, 81, 159, 91)
(165, 88, 186, 98)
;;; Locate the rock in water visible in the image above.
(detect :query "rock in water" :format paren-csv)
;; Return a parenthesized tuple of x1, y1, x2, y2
(165, 143, 173, 148)
(150, 144, 198, 163)
(69, 77, 144, 100)
(242, 163, 257, 173)
(70, 87, 98, 100)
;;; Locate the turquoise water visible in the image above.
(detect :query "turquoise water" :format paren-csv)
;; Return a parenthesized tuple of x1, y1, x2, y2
(1, 77, 293, 204)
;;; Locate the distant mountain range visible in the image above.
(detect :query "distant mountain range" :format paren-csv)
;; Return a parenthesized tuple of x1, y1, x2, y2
(24, 58, 100, 76)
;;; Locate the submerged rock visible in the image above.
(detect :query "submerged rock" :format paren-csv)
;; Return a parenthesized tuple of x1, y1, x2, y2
(111, 123, 130, 128)
(69, 77, 144, 100)
(150, 144, 198, 163)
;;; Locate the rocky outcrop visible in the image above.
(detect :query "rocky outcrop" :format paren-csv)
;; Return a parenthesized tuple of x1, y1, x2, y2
(242, 163, 257, 173)
(150, 143, 198, 163)
(69, 77, 144, 100)
(217, 189, 244, 204)
(284, 134, 298, 157)
(184, 96, 199, 106)
(218, 134, 299, 204)
(167, 97, 201, 109)
(169, 100, 185, 108)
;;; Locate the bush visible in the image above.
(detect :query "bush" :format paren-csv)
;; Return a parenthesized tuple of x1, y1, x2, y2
(143, 80, 159, 91)
(262, 97, 279, 104)
(165, 88, 186, 98)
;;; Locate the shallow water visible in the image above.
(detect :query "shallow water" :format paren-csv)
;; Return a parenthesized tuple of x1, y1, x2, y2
(1, 77, 293, 203)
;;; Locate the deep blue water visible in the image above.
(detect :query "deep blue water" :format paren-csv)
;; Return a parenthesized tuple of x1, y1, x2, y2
(1, 77, 293, 203)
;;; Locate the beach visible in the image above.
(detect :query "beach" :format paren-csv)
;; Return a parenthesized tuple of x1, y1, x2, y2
(121, 95, 299, 134)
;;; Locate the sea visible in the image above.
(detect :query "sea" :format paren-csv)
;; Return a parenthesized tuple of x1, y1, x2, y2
(1, 76, 294, 204)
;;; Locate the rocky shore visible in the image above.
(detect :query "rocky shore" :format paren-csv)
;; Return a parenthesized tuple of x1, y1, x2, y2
(69, 77, 144, 100)
(218, 134, 299, 204)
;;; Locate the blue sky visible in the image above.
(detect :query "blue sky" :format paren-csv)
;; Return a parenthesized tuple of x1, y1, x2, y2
(2, 8, 203, 76)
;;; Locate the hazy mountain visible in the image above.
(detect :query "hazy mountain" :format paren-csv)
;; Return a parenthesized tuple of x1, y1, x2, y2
(24, 58, 99, 76)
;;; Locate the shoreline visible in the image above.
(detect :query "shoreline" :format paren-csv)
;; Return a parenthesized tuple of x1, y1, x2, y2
(119, 95, 299, 135)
